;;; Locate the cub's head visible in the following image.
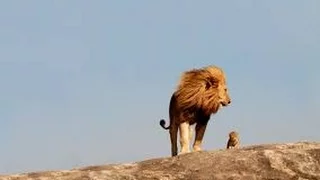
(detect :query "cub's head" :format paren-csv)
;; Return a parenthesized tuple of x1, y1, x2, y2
(229, 131, 238, 139)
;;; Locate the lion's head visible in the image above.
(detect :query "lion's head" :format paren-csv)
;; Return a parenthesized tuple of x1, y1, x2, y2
(175, 65, 231, 115)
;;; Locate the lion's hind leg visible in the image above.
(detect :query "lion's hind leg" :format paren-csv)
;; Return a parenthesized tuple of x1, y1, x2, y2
(169, 124, 179, 156)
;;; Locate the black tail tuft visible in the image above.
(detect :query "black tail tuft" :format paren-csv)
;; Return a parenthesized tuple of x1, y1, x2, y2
(159, 119, 170, 130)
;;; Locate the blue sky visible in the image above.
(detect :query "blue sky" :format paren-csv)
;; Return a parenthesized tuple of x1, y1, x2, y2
(0, 0, 319, 174)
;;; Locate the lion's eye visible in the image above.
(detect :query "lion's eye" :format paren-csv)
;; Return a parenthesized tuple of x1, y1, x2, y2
(225, 88, 227, 92)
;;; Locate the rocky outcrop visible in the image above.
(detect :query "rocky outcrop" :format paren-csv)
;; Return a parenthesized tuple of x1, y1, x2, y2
(0, 141, 319, 180)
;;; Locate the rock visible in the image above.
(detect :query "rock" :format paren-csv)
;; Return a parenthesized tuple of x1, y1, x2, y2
(0, 141, 319, 180)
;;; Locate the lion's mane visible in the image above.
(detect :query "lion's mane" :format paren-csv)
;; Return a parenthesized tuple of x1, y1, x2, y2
(174, 65, 226, 116)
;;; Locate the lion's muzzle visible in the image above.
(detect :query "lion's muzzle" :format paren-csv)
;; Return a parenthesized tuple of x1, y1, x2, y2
(221, 100, 231, 107)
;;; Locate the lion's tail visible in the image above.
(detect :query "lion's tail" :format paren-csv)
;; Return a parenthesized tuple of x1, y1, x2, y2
(159, 119, 170, 130)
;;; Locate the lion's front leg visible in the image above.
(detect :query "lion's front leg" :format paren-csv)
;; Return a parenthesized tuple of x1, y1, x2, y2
(193, 121, 208, 152)
(179, 122, 190, 155)
(188, 125, 193, 143)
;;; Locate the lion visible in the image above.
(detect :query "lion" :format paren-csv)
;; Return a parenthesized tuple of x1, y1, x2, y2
(159, 65, 231, 157)
(226, 131, 240, 149)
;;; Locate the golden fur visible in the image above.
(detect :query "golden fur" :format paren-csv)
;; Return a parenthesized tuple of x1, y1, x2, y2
(226, 131, 240, 149)
(160, 65, 231, 156)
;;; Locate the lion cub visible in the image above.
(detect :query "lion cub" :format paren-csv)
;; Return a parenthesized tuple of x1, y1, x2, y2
(226, 131, 240, 149)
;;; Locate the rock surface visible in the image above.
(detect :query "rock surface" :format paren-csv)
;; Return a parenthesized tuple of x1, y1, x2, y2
(0, 141, 319, 180)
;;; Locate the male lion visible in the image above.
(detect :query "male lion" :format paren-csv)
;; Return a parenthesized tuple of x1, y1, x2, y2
(159, 65, 231, 157)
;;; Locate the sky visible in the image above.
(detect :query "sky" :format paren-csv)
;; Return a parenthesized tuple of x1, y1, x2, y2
(0, 0, 319, 175)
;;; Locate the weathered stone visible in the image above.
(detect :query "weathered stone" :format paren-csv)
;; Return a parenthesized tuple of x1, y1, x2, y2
(0, 141, 319, 180)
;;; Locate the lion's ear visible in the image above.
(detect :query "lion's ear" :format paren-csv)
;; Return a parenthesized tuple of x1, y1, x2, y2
(205, 77, 219, 89)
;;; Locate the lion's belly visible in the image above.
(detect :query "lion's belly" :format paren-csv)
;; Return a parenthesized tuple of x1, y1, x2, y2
(181, 110, 210, 125)
(189, 117, 198, 125)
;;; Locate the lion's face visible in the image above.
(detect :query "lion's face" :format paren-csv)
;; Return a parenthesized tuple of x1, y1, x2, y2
(217, 82, 231, 107)
(175, 65, 231, 115)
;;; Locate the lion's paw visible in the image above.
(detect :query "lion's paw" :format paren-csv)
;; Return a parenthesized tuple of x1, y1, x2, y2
(193, 146, 202, 152)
